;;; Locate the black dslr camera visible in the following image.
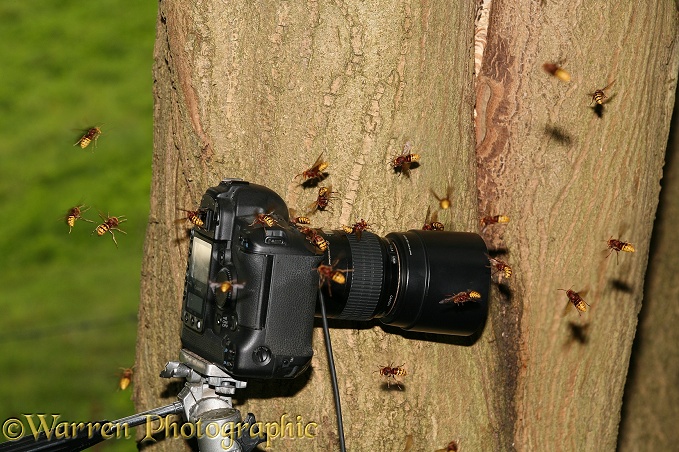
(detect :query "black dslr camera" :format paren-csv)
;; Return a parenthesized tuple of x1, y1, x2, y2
(180, 179, 490, 380)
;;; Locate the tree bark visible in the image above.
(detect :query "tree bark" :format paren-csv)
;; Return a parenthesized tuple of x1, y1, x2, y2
(618, 91, 679, 449)
(136, 0, 679, 451)
(138, 1, 491, 450)
(475, 0, 678, 450)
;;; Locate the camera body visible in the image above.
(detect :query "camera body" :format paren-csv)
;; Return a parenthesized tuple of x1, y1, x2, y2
(181, 179, 323, 379)
(180, 179, 490, 381)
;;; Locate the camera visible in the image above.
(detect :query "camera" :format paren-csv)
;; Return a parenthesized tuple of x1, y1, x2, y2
(180, 179, 490, 381)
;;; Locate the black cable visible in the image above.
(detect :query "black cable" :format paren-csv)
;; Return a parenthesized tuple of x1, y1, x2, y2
(318, 288, 347, 452)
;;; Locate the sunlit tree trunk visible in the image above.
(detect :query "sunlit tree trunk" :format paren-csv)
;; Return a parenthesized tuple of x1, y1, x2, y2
(475, 1, 678, 450)
(135, 0, 678, 450)
(618, 95, 679, 449)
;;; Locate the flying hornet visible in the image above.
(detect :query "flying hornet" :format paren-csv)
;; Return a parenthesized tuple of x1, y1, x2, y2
(74, 126, 102, 149)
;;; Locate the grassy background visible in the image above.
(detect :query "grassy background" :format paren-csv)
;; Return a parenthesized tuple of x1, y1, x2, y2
(0, 0, 157, 449)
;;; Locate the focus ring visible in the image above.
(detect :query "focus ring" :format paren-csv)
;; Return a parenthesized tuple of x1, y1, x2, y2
(340, 233, 384, 320)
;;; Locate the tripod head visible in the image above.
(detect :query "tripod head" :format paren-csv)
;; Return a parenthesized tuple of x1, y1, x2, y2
(160, 349, 266, 452)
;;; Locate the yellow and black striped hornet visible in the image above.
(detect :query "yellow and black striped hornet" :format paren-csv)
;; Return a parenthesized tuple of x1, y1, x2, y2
(375, 363, 407, 389)
(118, 367, 134, 391)
(299, 226, 329, 252)
(606, 237, 635, 262)
(289, 208, 311, 227)
(391, 141, 420, 178)
(590, 80, 615, 105)
(488, 256, 512, 282)
(542, 62, 571, 82)
(296, 153, 330, 187)
(311, 233, 329, 252)
(422, 207, 444, 231)
(430, 186, 453, 210)
(63, 204, 93, 233)
(439, 290, 481, 305)
(93, 213, 127, 247)
(481, 214, 509, 228)
(317, 260, 353, 296)
(559, 287, 589, 315)
(176, 208, 206, 229)
(309, 232, 329, 252)
(292, 215, 311, 226)
(341, 219, 371, 240)
(74, 126, 102, 149)
(249, 212, 278, 228)
(307, 186, 338, 214)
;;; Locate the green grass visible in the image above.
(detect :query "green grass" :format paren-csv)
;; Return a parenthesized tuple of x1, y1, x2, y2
(0, 1, 157, 449)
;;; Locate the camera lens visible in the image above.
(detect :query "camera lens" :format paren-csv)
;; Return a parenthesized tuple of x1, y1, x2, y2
(318, 230, 489, 336)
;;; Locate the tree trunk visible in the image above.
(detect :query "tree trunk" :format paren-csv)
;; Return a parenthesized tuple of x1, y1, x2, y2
(475, 0, 678, 450)
(135, 0, 679, 451)
(618, 91, 679, 449)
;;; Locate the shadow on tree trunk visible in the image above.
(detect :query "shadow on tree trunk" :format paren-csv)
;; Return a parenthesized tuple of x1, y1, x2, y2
(619, 83, 679, 450)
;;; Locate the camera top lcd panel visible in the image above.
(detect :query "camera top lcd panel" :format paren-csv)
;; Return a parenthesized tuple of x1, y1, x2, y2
(180, 179, 323, 379)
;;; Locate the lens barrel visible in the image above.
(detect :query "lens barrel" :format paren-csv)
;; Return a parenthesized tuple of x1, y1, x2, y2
(318, 230, 489, 336)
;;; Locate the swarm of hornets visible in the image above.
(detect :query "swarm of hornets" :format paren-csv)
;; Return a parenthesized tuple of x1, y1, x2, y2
(466, 66, 633, 317)
(539, 64, 635, 314)
(543, 61, 616, 114)
(61, 126, 134, 248)
(291, 148, 510, 392)
(125, 59, 626, 442)
(61, 203, 128, 248)
(289, 148, 506, 393)
(551, 234, 635, 316)
(290, 95, 633, 396)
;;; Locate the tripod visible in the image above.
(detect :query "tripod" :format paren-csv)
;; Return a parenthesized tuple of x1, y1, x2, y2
(0, 349, 265, 452)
